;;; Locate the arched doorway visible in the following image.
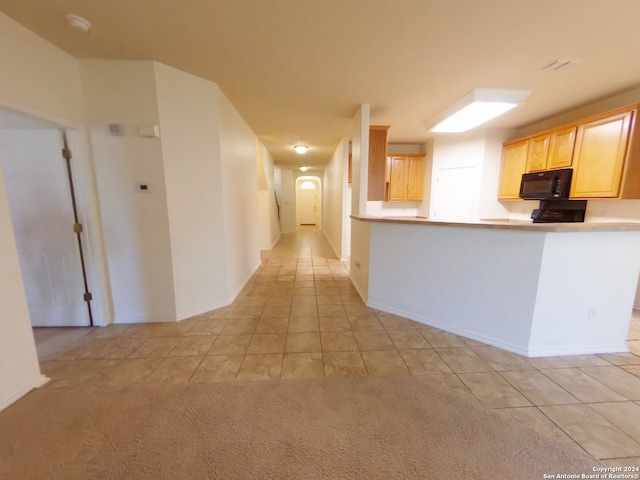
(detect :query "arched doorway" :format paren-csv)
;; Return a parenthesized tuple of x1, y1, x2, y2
(295, 176, 321, 227)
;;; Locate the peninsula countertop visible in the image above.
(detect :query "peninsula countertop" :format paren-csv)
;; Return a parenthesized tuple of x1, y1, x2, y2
(350, 215, 640, 232)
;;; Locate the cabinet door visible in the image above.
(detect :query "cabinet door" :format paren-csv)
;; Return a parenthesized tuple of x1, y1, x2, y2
(406, 157, 425, 202)
(498, 140, 528, 200)
(547, 126, 576, 170)
(367, 126, 389, 201)
(570, 111, 632, 198)
(387, 157, 408, 202)
(525, 134, 550, 172)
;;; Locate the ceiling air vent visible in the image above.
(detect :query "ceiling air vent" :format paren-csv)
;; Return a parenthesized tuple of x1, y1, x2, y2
(542, 59, 573, 71)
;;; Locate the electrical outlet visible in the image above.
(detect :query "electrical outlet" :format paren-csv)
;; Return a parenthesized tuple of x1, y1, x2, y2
(587, 308, 597, 322)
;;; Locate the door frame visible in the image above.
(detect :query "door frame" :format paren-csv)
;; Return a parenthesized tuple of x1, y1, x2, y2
(295, 175, 322, 228)
(0, 103, 112, 327)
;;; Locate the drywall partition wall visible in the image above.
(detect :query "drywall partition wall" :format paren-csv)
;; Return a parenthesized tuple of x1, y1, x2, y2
(0, 13, 86, 411)
(80, 60, 177, 323)
(351, 104, 370, 216)
(278, 169, 297, 233)
(0, 13, 83, 126)
(349, 219, 371, 302)
(478, 131, 511, 220)
(154, 63, 230, 319)
(529, 231, 640, 356)
(322, 138, 349, 259)
(429, 134, 483, 221)
(367, 222, 541, 354)
(217, 88, 262, 300)
(0, 163, 45, 411)
(257, 141, 281, 250)
(429, 132, 509, 221)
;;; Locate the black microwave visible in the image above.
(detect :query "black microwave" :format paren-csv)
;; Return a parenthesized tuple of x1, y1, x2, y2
(519, 168, 573, 200)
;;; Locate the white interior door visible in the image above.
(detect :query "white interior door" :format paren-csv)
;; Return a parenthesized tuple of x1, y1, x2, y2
(299, 187, 317, 225)
(430, 166, 477, 221)
(0, 129, 89, 327)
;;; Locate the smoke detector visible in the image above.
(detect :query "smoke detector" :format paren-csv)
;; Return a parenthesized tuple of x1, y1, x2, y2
(66, 14, 92, 34)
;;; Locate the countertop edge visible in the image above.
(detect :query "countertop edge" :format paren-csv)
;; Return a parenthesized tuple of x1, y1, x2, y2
(349, 215, 640, 232)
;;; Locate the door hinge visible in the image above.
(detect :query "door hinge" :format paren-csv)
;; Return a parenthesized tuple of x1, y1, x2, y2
(62, 147, 72, 160)
(73, 223, 83, 233)
(83, 292, 93, 302)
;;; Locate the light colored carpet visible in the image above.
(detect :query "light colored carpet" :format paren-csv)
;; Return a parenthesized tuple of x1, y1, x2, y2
(0, 376, 598, 479)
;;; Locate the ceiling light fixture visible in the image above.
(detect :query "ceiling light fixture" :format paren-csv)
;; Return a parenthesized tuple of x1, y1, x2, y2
(429, 89, 532, 133)
(294, 145, 308, 154)
(299, 166, 309, 172)
(66, 14, 92, 33)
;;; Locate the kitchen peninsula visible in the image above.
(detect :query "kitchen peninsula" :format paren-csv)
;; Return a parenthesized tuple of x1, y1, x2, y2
(350, 215, 640, 357)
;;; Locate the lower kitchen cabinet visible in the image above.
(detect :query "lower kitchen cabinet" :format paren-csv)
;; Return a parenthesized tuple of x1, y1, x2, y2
(385, 155, 425, 202)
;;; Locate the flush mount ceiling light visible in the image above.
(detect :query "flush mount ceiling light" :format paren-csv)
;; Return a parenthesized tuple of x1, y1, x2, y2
(66, 14, 92, 33)
(294, 145, 308, 154)
(429, 88, 532, 133)
(299, 166, 309, 172)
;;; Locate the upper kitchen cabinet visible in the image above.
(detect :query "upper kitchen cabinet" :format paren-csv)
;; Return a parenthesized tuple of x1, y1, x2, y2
(524, 134, 550, 172)
(570, 108, 638, 198)
(385, 155, 425, 202)
(524, 127, 576, 173)
(547, 126, 576, 170)
(498, 139, 528, 200)
(499, 103, 640, 200)
(367, 125, 389, 201)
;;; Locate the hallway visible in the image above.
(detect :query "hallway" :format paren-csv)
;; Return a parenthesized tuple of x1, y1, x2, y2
(37, 226, 640, 465)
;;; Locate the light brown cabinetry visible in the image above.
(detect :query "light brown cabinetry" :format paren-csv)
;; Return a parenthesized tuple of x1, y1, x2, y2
(524, 127, 576, 173)
(499, 104, 640, 200)
(385, 155, 425, 202)
(570, 111, 633, 198)
(498, 140, 528, 200)
(367, 126, 389, 201)
(547, 126, 576, 170)
(525, 134, 550, 172)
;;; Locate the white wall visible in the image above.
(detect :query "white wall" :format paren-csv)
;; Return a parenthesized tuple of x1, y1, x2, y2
(322, 138, 349, 260)
(529, 231, 640, 355)
(0, 13, 83, 126)
(429, 131, 509, 221)
(0, 163, 45, 410)
(218, 89, 262, 300)
(0, 13, 84, 411)
(367, 222, 541, 354)
(257, 141, 281, 250)
(80, 60, 177, 323)
(349, 219, 371, 302)
(351, 105, 370, 216)
(154, 63, 229, 320)
(277, 168, 297, 233)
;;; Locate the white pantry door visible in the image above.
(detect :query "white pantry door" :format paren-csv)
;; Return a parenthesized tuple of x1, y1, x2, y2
(0, 129, 89, 326)
(299, 187, 317, 225)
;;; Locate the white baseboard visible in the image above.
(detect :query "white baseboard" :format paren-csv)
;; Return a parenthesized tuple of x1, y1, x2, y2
(366, 300, 630, 358)
(350, 273, 368, 305)
(114, 316, 177, 324)
(0, 374, 49, 412)
(322, 230, 342, 261)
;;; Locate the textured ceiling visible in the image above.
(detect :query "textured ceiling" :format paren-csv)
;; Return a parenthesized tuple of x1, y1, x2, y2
(1, 0, 640, 171)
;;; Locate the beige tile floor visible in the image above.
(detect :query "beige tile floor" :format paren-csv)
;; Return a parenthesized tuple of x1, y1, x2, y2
(36, 227, 640, 466)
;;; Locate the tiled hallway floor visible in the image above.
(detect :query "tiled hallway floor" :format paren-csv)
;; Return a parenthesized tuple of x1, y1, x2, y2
(37, 227, 640, 466)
